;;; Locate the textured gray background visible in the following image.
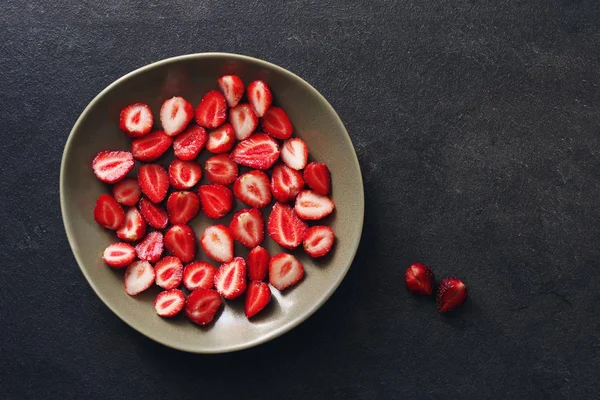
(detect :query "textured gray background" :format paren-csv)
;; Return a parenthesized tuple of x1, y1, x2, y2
(1, 0, 600, 399)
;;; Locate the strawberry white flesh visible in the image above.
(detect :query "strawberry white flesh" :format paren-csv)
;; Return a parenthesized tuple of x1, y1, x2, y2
(116, 208, 146, 242)
(214, 257, 247, 300)
(230, 103, 258, 140)
(124, 261, 156, 295)
(160, 96, 194, 136)
(120, 103, 153, 137)
(92, 151, 134, 184)
(247, 80, 272, 117)
(154, 256, 184, 290)
(294, 190, 335, 220)
(218, 75, 244, 107)
(154, 289, 185, 317)
(183, 262, 217, 291)
(303, 226, 335, 257)
(269, 253, 304, 291)
(201, 225, 234, 263)
(280, 138, 308, 170)
(102, 242, 136, 268)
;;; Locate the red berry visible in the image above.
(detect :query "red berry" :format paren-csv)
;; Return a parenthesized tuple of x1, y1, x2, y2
(437, 278, 468, 312)
(404, 263, 435, 296)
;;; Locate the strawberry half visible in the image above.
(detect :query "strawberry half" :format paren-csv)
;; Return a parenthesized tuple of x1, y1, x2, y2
(218, 75, 244, 107)
(167, 191, 200, 225)
(267, 203, 307, 249)
(303, 226, 335, 258)
(230, 103, 258, 140)
(92, 151, 134, 184)
(131, 130, 173, 162)
(198, 184, 233, 219)
(102, 242, 136, 268)
(185, 288, 222, 326)
(183, 261, 217, 291)
(154, 256, 183, 290)
(294, 190, 335, 220)
(233, 170, 272, 208)
(94, 194, 125, 230)
(245, 281, 271, 318)
(139, 197, 168, 229)
(173, 124, 207, 160)
(164, 224, 196, 263)
(135, 231, 164, 263)
(247, 246, 270, 281)
(168, 159, 202, 189)
(262, 106, 293, 139)
(230, 208, 264, 248)
(231, 133, 280, 170)
(155, 289, 185, 317)
(303, 162, 331, 195)
(138, 164, 169, 203)
(247, 80, 272, 117)
(269, 253, 304, 291)
(124, 261, 156, 295)
(160, 96, 194, 136)
(201, 225, 234, 263)
(206, 123, 235, 153)
(116, 208, 147, 242)
(195, 90, 227, 129)
(205, 154, 238, 185)
(280, 137, 308, 170)
(405, 263, 435, 296)
(112, 178, 141, 207)
(214, 257, 247, 300)
(437, 277, 468, 312)
(271, 164, 304, 203)
(119, 103, 153, 138)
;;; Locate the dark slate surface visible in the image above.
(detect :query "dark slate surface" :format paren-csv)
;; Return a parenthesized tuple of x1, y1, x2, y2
(1, 0, 599, 398)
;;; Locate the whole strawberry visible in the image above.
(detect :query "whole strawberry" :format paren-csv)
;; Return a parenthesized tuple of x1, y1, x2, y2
(437, 277, 468, 312)
(404, 263, 435, 295)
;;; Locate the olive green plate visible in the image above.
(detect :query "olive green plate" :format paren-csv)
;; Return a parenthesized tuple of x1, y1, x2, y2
(60, 53, 364, 353)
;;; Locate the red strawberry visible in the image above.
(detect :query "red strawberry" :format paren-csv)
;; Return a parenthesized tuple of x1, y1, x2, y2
(116, 208, 147, 242)
(205, 154, 238, 185)
(92, 151, 134, 184)
(135, 231, 164, 263)
(247, 246, 270, 281)
(280, 137, 308, 170)
(405, 263, 435, 296)
(267, 203, 307, 249)
(139, 197, 168, 229)
(154, 256, 183, 290)
(160, 96, 194, 136)
(138, 164, 169, 203)
(218, 75, 244, 107)
(167, 191, 200, 225)
(195, 90, 227, 129)
(303, 226, 335, 258)
(183, 261, 217, 291)
(154, 289, 185, 317)
(185, 288, 222, 325)
(124, 260, 156, 295)
(233, 170, 272, 208)
(245, 281, 271, 319)
(214, 257, 247, 300)
(112, 178, 141, 206)
(294, 190, 335, 220)
(230, 103, 258, 140)
(206, 123, 235, 153)
(173, 124, 207, 160)
(131, 130, 173, 162)
(168, 159, 202, 189)
(303, 162, 331, 195)
(94, 194, 125, 230)
(262, 106, 293, 139)
(437, 277, 468, 312)
(102, 242, 136, 268)
(164, 224, 196, 263)
(269, 253, 304, 290)
(119, 103, 153, 138)
(200, 225, 234, 263)
(230, 133, 280, 170)
(198, 184, 233, 219)
(271, 164, 304, 203)
(230, 208, 264, 248)
(247, 80, 272, 117)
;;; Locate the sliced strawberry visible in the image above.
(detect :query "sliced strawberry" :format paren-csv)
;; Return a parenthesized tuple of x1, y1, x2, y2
(303, 162, 331, 195)
(230, 103, 258, 140)
(155, 289, 185, 317)
(94, 194, 125, 230)
(405, 263, 435, 296)
(200, 225, 234, 263)
(119, 103, 153, 138)
(205, 154, 238, 185)
(247, 246, 270, 281)
(164, 224, 196, 263)
(195, 90, 227, 129)
(214, 257, 247, 300)
(102, 242, 136, 268)
(280, 137, 308, 170)
(247, 80, 272, 117)
(124, 261, 156, 295)
(185, 288, 222, 326)
(303, 226, 335, 258)
(112, 178, 141, 206)
(271, 164, 304, 203)
(138, 164, 169, 203)
(167, 191, 200, 225)
(168, 159, 202, 189)
(437, 277, 468, 312)
(262, 106, 293, 139)
(233, 170, 272, 208)
(173, 124, 207, 160)
(206, 123, 235, 153)
(218, 75, 244, 107)
(269, 253, 304, 291)
(295, 190, 335, 220)
(92, 151, 134, 184)
(198, 184, 233, 219)
(230, 133, 280, 170)
(245, 281, 271, 319)
(183, 261, 217, 291)
(267, 203, 307, 249)
(131, 130, 173, 162)
(154, 256, 183, 290)
(139, 197, 168, 229)
(160, 96, 194, 136)
(230, 208, 264, 248)
(135, 231, 164, 263)
(116, 208, 147, 242)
